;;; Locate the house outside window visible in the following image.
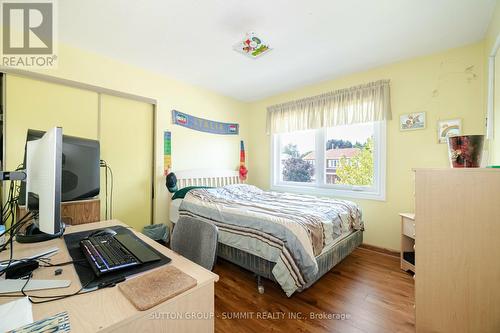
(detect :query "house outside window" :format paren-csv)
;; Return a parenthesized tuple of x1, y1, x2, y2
(272, 121, 386, 200)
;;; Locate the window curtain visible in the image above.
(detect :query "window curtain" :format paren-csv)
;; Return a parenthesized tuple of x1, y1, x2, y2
(266, 79, 391, 134)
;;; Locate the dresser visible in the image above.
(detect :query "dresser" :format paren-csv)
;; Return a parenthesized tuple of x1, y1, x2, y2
(414, 169, 500, 333)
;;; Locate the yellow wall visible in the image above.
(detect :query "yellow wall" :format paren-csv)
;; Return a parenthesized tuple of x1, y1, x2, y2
(5, 75, 99, 170)
(493, 52, 500, 164)
(3, 36, 490, 249)
(99, 95, 153, 231)
(486, 0, 500, 164)
(246, 42, 485, 250)
(3, 43, 250, 229)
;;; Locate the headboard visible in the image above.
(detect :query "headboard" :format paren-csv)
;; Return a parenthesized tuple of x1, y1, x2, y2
(174, 169, 242, 188)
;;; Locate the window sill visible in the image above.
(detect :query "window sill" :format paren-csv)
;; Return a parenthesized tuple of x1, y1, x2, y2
(270, 184, 386, 201)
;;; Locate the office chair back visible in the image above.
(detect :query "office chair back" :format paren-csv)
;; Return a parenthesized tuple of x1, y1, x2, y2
(171, 216, 218, 271)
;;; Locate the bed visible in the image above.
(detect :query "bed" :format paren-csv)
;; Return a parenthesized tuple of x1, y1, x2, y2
(169, 169, 363, 296)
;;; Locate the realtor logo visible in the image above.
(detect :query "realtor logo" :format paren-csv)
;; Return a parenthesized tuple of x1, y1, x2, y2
(1, 0, 57, 67)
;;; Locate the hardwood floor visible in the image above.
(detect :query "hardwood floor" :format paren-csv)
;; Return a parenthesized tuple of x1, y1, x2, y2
(214, 248, 415, 333)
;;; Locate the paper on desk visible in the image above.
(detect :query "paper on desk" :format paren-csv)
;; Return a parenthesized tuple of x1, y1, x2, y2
(0, 297, 33, 332)
(8, 311, 70, 333)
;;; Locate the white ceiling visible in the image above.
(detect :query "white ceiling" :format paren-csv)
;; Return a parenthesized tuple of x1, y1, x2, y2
(59, 0, 496, 101)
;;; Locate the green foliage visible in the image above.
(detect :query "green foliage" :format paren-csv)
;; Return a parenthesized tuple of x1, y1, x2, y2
(326, 139, 366, 150)
(281, 143, 314, 182)
(326, 139, 352, 149)
(282, 143, 300, 158)
(336, 137, 374, 186)
(353, 141, 365, 149)
(282, 158, 314, 182)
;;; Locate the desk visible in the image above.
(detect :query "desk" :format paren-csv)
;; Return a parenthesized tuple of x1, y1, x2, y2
(0, 220, 219, 333)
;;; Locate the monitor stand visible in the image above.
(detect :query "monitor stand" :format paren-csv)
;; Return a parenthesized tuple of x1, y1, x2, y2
(16, 220, 65, 244)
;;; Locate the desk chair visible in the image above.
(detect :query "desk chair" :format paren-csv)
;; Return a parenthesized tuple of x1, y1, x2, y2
(171, 216, 218, 271)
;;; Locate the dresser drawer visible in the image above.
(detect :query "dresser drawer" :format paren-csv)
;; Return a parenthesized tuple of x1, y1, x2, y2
(402, 217, 415, 239)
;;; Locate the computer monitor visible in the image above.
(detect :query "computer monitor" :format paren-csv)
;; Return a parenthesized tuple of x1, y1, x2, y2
(19, 129, 100, 205)
(25, 127, 63, 235)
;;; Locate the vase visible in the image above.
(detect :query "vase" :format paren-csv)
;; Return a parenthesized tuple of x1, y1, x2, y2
(447, 135, 484, 168)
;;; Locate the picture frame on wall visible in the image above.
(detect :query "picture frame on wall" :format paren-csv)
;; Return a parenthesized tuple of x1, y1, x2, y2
(437, 119, 462, 144)
(400, 112, 426, 131)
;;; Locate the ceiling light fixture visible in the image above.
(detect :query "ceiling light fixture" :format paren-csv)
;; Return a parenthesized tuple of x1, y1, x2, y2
(233, 31, 271, 59)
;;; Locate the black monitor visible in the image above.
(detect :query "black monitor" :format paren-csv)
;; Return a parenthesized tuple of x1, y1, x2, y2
(19, 129, 100, 205)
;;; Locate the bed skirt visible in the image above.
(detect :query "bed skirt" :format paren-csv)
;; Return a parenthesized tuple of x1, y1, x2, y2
(216, 230, 363, 291)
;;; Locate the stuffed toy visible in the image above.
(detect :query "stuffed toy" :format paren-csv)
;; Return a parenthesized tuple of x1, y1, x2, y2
(166, 172, 178, 193)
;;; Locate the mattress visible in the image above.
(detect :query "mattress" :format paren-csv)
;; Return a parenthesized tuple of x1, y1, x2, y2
(217, 229, 363, 291)
(178, 184, 363, 296)
(171, 197, 352, 252)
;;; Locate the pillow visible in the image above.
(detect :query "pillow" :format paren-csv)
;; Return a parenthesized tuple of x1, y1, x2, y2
(172, 186, 211, 200)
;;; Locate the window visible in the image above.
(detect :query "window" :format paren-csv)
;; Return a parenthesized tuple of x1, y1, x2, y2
(272, 121, 386, 200)
(276, 130, 316, 183)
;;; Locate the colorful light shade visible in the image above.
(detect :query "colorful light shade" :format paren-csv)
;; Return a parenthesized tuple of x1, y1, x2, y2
(233, 32, 271, 59)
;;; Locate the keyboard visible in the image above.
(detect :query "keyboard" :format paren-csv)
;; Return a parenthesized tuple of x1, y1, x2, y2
(81, 235, 140, 276)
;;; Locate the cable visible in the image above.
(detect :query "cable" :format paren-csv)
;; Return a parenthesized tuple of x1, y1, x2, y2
(100, 160, 114, 220)
(1, 164, 24, 221)
(107, 164, 114, 219)
(0, 258, 97, 303)
(1, 181, 16, 223)
(17, 273, 100, 304)
(0, 212, 34, 244)
(105, 162, 108, 219)
(1, 181, 14, 218)
(0, 232, 14, 278)
(0, 216, 34, 277)
(100, 160, 108, 219)
(36, 258, 89, 268)
(0, 258, 88, 267)
(0, 212, 32, 238)
(0, 185, 20, 274)
(20, 273, 32, 296)
(0, 211, 35, 280)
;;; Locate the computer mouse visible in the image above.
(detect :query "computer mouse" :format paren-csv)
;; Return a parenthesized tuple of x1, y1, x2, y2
(89, 228, 117, 237)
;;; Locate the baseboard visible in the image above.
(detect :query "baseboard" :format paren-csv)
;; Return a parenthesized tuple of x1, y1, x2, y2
(359, 243, 399, 257)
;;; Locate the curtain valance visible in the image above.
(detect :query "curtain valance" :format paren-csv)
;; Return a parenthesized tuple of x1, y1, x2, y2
(266, 79, 391, 134)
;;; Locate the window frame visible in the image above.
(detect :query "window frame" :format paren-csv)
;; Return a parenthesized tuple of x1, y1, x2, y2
(270, 121, 386, 201)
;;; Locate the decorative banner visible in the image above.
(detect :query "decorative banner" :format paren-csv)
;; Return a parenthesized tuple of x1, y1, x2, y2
(172, 110, 239, 135)
(239, 140, 248, 181)
(163, 131, 172, 175)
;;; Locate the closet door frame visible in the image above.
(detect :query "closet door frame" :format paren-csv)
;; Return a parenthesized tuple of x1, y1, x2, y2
(1, 68, 158, 226)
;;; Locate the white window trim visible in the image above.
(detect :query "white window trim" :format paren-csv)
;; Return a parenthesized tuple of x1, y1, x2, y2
(270, 121, 386, 201)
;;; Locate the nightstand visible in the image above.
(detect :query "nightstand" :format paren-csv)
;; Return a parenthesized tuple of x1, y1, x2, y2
(400, 213, 415, 273)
